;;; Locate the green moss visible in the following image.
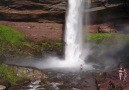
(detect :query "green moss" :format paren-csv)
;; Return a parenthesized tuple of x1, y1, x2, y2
(87, 33, 129, 42)
(0, 64, 20, 85)
(0, 25, 26, 46)
(0, 25, 35, 57)
(87, 33, 129, 46)
(20, 68, 25, 78)
(0, 25, 64, 57)
(87, 33, 111, 42)
(41, 41, 63, 52)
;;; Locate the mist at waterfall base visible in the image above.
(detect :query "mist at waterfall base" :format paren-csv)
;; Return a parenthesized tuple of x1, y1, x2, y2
(7, 40, 129, 72)
(86, 36, 129, 70)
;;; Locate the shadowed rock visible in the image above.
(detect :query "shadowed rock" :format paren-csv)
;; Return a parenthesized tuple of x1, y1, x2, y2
(0, 54, 6, 64)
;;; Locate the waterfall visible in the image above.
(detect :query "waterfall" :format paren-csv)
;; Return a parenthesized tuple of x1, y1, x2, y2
(34, 0, 92, 70)
(65, 0, 85, 66)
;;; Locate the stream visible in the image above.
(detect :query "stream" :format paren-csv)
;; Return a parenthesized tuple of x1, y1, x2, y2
(20, 70, 98, 90)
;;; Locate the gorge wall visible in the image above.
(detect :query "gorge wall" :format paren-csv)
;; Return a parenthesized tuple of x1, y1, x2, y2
(0, 0, 128, 23)
(0, 0, 67, 23)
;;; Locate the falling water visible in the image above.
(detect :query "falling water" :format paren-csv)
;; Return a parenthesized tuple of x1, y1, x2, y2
(65, 0, 85, 66)
(38, 0, 92, 69)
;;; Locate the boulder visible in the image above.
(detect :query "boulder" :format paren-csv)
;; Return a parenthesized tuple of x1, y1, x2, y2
(8, 66, 48, 80)
(0, 85, 6, 90)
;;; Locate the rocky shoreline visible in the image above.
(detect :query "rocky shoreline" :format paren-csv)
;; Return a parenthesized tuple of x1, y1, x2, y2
(0, 64, 129, 90)
(0, 64, 50, 90)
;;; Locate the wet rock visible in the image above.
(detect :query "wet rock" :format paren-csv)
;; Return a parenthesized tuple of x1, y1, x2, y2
(21, 80, 44, 90)
(49, 82, 63, 90)
(16, 67, 48, 80)
(6, 65, 48, 81)
(72, 88, 81, 90)
(0, 55, 6, 64)
(31, 80, 41, 85)
(0, 85, 6, 90)
(76, 75, 81, 80)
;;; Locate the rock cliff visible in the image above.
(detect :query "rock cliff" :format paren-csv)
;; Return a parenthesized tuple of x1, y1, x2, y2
(0, 0, 67, 23)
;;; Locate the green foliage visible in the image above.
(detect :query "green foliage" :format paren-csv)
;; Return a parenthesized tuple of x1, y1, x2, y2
(87, 33, 111, 42)
(86, 33, 129, 47)
(0, 64, 7, 73)
(20, 68, 25, 78)
(87, 33, 129, 42)
(0, 25, 34, 57)
(0, 64, 20, 85)
(0, 24, 63, 57)
(0, 24, 25, 46)
(41, 41, 63, 52)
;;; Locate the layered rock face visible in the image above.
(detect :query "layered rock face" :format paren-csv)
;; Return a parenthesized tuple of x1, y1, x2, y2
(0, 0, 67, 23)
(0, 0, 127, 23)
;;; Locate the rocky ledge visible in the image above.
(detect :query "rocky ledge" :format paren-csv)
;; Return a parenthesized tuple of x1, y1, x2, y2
(0, 64, 49, 90)
(0, 0, 67, 23)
